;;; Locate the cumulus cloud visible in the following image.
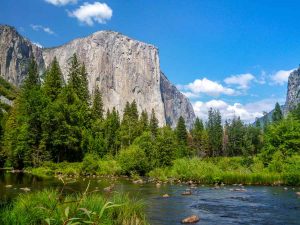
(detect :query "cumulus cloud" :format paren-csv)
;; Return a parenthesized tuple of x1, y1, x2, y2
(192, 98, 282, 123)
(68, 2, 113, 26)
(179, 78, 235, 97)
(224, 73, 255, 90)
(30, 24, 55, 35)
(270, 69, 295, 85)
(45, 0, 77, 6)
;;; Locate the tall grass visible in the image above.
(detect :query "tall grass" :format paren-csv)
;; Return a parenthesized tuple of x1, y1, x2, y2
(149, 157, 300, 185)
(0, 189, 148, 225)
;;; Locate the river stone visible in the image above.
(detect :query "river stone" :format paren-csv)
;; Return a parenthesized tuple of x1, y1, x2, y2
(181, 215, 200, 224)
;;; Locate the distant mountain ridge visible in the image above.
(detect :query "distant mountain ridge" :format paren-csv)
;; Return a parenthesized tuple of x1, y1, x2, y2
(255, 67, 300, 125)
(0, 25, 195, 128)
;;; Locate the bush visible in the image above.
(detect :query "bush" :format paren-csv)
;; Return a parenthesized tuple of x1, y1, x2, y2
(118, 145, 149, 175)
(97, 158, 122, 176)
(82, 153, 99, 175)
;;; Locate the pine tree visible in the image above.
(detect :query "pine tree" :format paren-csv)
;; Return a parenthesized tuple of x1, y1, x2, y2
(190, 117, 208, 157)
(207, 108, 223, 157)
(91, 86, 104, 120)
(272, 102, 283, 122)
(79, 63, 90, 103)
(104, 107, 120, 155)
(193, 117, 204, 132)
(149, 108, 158, 138)
(138, 110, 149, 133)
(175, 116, 188, 157)
(43, 57, 63, 101)
(23, 57, 40, 90)
(120, 100, 140, 147)
(153, 126, 177, 167)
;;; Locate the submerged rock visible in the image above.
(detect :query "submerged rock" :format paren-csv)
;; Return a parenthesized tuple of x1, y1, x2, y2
(133, 179, 143, 184)
(182, 189, 192, 195)
(162, 194, 170, 198)
(20, 187, 31, 192)
(181, 215, 200, 224)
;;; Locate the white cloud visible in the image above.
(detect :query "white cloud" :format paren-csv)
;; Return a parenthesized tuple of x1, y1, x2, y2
(45, 0, 77, 6)
(68, 2, 113, 26)
(224, 73, 255, 90)
(270, 69, 295, 85)
(179, 78, 235, 97)
(30, 24, 55, 35)
(192, 98, 282, 123)
(32, 42, 43, 48)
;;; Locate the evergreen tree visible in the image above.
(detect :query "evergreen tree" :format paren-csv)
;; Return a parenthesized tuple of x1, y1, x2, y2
(207, 108, 223, 157)
(193, 117, 204, 132)
(138, 110, 149, 133)
(23, 57, 40, 90)
(226, 116, 245, 156)
(149, 109, 158, 138)
(104, 107, 120, 155)
(153, 126, 177, 167)
(43, 57, 63, 101)
(91, 87, 104, 120)
(79, 63, 90, 103)
(120, 100, 140, 147)
(175, 116, 188, 157)
(272, 102, 283, 122)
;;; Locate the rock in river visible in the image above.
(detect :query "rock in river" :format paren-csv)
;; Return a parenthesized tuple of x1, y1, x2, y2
(181, 215, 200, 224)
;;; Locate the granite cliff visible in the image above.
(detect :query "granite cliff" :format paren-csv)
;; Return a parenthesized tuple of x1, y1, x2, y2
(285, 67, 300, 114)
(0, 25, 195, 128)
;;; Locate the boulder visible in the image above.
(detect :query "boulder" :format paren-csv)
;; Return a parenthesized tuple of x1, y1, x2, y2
(181, 215, 200, 224)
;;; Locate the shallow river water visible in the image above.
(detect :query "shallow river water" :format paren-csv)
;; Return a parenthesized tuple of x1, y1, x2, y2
(0, 170, 300, 225)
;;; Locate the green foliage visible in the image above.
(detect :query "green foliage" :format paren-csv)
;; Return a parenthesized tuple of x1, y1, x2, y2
(119, 101, 140, 148)
(206, 108, 223, 156)
(153, 126, 177, 167)
(261, 115, 300, 164)
(91, 87, 104, 120)
(118, 145, 149, 175)
(43, 57, 63, 101)
(0, 189, 148, 225)
(272, 102, 283, 122)
(82, 153, 100, 175)
(149, 109, 158, 138)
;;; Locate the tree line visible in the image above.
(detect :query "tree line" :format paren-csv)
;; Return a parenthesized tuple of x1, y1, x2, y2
(0, 55, 299, 172)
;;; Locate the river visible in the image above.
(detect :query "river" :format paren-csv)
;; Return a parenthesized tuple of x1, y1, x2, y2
(0, 170, 299, 225)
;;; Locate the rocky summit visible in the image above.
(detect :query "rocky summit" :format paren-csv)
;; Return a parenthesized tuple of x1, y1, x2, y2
(285, 67, 300, 114)
(0, 25, 195, 128)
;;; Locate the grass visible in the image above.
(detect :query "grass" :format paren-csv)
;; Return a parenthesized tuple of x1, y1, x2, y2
(28, 159, 122, 178)
(0, 188, 148, 225)
(27, 155, 300, 186)
(148, 157, 300, 186)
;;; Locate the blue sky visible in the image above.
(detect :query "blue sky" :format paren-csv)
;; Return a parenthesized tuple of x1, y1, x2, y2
(1, 0, 299, 122)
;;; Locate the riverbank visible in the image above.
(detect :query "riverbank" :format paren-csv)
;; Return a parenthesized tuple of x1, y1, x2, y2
(23, 156, 300, 186)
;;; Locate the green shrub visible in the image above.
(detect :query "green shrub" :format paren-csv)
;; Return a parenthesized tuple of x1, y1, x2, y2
(82, 153, 99, 175)
(118, 145, 149, 175)
(97, 159, 122, 176)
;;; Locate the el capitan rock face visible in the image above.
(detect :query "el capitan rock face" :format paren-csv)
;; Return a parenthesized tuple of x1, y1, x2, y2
(0, 25, 195, 128)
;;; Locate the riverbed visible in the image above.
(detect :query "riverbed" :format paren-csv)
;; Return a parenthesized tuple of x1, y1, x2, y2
(0, 170, 299, 225)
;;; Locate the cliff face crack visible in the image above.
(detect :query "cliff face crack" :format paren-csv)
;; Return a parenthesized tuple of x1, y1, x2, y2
(0, 25, 195, 129)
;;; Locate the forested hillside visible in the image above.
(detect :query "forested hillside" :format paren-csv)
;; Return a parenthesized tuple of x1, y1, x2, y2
(0, 56, 299, 185)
